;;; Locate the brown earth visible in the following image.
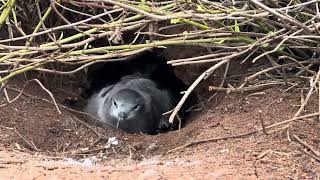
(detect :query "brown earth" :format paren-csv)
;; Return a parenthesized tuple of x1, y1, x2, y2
(0, 77, 319, 179)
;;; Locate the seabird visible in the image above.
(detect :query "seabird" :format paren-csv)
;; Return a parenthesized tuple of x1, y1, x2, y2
(84, 74, 176, 134)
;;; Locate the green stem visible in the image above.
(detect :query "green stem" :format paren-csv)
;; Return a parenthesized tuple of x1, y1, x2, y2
(70, 37, 254, 55)
(0, 2, 176, 61)
(0, 62, 44, 84)
(0, 0, 16, 29)
(28, 6, 53, 43)
(181, 18, 209, 30)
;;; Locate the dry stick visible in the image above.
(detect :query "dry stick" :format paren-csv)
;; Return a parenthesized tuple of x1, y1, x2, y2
(54, 0, 101, 18)
(0, 22, 144, 52)
(13, 128, 39, 151)
(88, 0, 260, 21)
(69, 37, 250, 55)
(208, 82, 285, 93)
(267, 124, 289, 135)
(171, 52, 241, 66)
(168, 37, 264, 123)
(257, 149, 272, 159)
(266, 112, 320, 129)
(277, 0, 320, 11)
(0, 0, 16, 29)
(0, 126, 39, 151)
(35, 1, 56, 43)
(301, 149, 320, 162)
(292, 134, 320, 157)
(0, 8, 123, 43)
(319, 81, 320, 122)
(250, 0, 310, 32)
(167, 52, 233, 64)
(65, 111, 101, 142)
(167, 129, 258, 153)
(280, 55, 316, 75)
(60, 0, 116, 9)
(16, 48, 152, 75)
(259, 110, 268, 135)
(3, 87, 12, 102)
(167, 112, 320, 153)
(294, 70, 320, 118)
(50, 1, 84, 34)
(240, 59, 320, 88)
(30, 79, 61, 114)
(5, 46, 151, 64)
(168, 59, 230, 123)
(207, 60, 230, 102)
(5, 87, 114, 136)
(0, 87, 24, 107)
(168, 34, 271, 122)
(251, 29, 303, 63)
(0, 79, 60, 114)
(87, 0, 201, 21)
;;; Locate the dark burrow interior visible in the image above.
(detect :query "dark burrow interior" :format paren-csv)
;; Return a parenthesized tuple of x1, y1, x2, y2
(81, 49, 197, 134)
(68, 49, 199, 135)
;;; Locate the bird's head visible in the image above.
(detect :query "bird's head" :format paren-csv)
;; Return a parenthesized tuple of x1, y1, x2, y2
(108, 89, 146, 122)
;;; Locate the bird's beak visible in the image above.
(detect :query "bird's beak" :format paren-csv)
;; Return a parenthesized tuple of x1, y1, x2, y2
(118, 112, 127, 121)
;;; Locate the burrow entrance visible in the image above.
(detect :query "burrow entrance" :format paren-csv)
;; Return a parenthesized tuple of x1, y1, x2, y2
(0, 47, 230, 158)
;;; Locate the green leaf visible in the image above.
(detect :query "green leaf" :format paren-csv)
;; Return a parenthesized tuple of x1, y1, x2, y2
(196, 5, 205, 12)
(170, 18, 181, 24)
(216, 39, 225, 44)
(137, 4, 151, 12)
(58, 32, 64, 40)
(279, 46, 285, 51)
(234, 20, 240, 32)
(182, 31, 188, 35)
(262, 43, 269, 48)
(267, 31, 276, 36)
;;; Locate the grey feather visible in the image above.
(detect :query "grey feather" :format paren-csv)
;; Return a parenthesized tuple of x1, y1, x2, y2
(84, 74, 175, 134)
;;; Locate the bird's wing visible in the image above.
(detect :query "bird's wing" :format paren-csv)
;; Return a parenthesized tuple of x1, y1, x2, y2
(83, 92, 100, 118)
(123, 77, 175, 113)
(98, 84, 115, 98)
(84, 84, 114, 119)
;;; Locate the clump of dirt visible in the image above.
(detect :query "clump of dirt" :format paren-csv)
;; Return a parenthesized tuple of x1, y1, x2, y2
(0, 76, 319, 178)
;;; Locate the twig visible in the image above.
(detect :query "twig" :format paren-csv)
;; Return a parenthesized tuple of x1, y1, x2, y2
(31, 79, 61, 114)
(240, 59, 320, 88)
(250, 0, 310, 32)
(319, 81, 320, 122)
(0, 9, 123, 43)
(257, 149, 272, 159)
(209, 82, 285, 93)
(294, 70, 320, 118)
(259, 110, 268, 135)
(0, 86, 24, 107)
(0, 79, 60, 114)
(292, 134, 320, 157)
(301, 149, 320, 162)
(167, 112, 320, 153)
(13, 128, 39, 151)
(0, 126, 39, 151)
(167, 129, 258, 153)
(168, 59, 230, 123)
(4, 86, 109, 138)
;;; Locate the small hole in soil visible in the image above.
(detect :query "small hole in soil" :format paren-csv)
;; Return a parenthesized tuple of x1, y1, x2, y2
(79, 49, 197, 135)
(0, 49, 199, 154)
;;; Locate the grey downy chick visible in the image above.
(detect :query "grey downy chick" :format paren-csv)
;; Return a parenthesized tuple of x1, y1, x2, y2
(84, 74, 175, 134)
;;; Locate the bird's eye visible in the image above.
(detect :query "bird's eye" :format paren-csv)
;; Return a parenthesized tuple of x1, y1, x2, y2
(132, 105, 139, 110)
(113, 100, 117, 107)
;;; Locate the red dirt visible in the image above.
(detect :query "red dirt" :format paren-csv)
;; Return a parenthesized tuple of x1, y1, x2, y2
(0, 77, 319, 179)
